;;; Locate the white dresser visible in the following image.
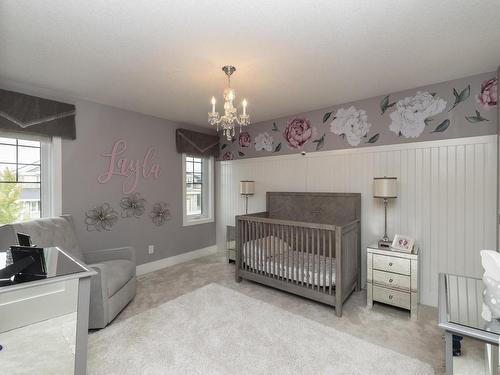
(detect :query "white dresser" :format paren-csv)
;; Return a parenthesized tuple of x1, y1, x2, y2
(366, 245, 419, 319)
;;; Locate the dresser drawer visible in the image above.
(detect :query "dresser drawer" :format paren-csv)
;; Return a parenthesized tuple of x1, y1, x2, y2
(373, 270, 410, 291)
(373, 285, 411, 309)
(372, 254, 410, 275)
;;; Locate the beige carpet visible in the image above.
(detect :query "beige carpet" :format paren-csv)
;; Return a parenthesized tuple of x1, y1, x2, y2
(89, 283, 434, 375)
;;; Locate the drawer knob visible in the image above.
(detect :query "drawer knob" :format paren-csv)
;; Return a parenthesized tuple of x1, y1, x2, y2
(389, 262, 393, 266)
(389, 295, 393, 300)
(389, 278, 393, 283)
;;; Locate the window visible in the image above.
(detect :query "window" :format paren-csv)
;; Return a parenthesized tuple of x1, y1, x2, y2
(182, 154, 214, 226)
(0, 134, 60, 225)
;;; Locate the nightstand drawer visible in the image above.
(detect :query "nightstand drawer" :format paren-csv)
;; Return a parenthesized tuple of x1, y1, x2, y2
(373, 285, 411, 309)
(373, 270, 410, 291)
(373, 254, 410, 275)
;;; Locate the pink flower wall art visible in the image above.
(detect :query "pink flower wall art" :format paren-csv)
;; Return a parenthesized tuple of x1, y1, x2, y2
(283, 118, 314, 149)
(476, 78, 497, 109)
(238, 131, 251, 148)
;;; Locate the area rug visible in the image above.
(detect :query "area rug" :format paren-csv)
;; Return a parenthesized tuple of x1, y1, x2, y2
(88, 283, 434, 375)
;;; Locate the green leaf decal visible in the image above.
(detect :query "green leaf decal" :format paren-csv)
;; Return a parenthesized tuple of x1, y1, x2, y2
(449, 84, 470, 112)
(238, 151, 245, 157)
(366, 133, 380, 144)
(432, 119, 450, 133)
(465, 110, 489, 123)
(380, 95, 396, 115)
(323, 112, 332, 123)
(312, 134, 325, 151)
(221, 143, 227, 150)
(274, 143, 282, 153)
(272, 122, 279, 132)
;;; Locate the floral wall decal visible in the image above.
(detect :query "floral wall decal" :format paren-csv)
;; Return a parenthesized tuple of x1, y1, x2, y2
(366, 133, 380, 144)
(284, 118, 315, 149)
(448, 85, 470, 112)
(85, 203, 119, 232)
(330, 106, 371, 146)
(389, 91, 447, 138)
(431, 119, 450, 133)
(238, 131, 251, 147)
(254, 132, 274, 152)
(120, 192, 146, 218)
(465, 110, 489, 123)
(312, 134, 325, 151)
(217, 72, 496, 160)
(150, 202, 171, 226)
(222, 151, 234, 160)
(476, 78, 497, 109)
(380, 95, 396, 115)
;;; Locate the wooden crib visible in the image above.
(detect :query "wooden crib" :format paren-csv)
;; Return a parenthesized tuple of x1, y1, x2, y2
(235, 192, 361, 317)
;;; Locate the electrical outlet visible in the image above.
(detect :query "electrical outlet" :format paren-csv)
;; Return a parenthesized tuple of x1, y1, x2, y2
(148, 245, 154, 255)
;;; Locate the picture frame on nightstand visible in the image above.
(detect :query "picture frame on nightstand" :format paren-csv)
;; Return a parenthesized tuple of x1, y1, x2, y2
(391, 234, 414, 253)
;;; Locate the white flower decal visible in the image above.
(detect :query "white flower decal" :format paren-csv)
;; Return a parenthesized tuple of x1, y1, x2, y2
(389, 91, 447, 138)
(330, 106, 371, 146)
(254, 132, 274, 152)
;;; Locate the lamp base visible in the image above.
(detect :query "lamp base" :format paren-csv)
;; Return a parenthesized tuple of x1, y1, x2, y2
(378, 239, 392, 248)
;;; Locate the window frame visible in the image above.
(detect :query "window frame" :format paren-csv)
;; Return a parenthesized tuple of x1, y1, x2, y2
(182, 153, 214, 226)
(0, 131, 61, 223)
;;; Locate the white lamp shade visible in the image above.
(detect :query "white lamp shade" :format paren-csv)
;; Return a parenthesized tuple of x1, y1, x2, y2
(373, 177, 397, 198)
(240, 180, 255, 195)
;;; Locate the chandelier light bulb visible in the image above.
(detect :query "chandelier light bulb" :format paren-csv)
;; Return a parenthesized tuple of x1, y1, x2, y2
(211, 96, 216, 113)
(242, 99, 247, 115)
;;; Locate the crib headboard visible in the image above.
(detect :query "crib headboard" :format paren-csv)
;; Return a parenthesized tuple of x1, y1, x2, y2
(266, 192, 361, 226)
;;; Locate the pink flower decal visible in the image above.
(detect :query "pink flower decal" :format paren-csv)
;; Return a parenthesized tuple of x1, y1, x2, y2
(283, 118, 314, 149)
(476, 78, 497, 109)
(238, 132, 251, 147)
(222, 151, 234, 160)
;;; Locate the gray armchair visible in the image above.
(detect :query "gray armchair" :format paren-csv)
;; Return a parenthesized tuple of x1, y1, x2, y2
(0, 215, 136, 329)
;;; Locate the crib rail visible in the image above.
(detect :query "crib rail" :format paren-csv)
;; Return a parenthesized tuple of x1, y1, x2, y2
(235, 213, 360, 316)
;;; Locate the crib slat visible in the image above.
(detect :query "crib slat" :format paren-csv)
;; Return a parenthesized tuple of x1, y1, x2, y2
(258, 222, 262, 275)
(290, 226, 297, 284)
(305, 228, 310, 288)
(317, 229, 320, 292)
(323, 230, 326, 293)
(329, 229, 333, 295)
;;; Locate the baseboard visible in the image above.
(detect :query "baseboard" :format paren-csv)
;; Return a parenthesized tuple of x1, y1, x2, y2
(136, 245, 219, 276)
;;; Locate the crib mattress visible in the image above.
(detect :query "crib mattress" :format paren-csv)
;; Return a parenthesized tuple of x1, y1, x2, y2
(242, 236, 336, 286)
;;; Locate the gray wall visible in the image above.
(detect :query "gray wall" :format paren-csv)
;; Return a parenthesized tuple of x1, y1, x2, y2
(62, 100, 216, 265)
(220, 72, 498, 160)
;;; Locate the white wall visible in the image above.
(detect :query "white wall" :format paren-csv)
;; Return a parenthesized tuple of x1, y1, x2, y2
(216, 135, 497, 307)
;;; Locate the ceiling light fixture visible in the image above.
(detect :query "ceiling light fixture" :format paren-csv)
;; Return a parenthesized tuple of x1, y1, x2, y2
(208, 65, 250, 141)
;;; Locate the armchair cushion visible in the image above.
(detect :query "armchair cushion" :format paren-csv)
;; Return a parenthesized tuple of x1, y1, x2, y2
(99, 259, 135, 297)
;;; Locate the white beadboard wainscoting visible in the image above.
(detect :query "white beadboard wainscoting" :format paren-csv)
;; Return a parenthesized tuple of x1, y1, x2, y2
(216, 135, 497, 307)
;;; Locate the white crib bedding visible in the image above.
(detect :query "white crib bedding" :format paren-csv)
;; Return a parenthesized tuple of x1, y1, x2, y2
(242, 236, 336, 286)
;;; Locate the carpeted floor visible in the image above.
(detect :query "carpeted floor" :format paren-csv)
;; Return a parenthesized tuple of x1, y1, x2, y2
(110, 253, 445, 372)
(88, 283, 434, 375)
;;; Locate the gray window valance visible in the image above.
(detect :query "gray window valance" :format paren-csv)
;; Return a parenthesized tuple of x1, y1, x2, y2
(176, 128, 219, 157)
(0, 88, 76, 139)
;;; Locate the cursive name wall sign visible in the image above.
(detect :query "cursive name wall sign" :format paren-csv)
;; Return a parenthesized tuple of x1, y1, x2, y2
(98, 139, 161, 194)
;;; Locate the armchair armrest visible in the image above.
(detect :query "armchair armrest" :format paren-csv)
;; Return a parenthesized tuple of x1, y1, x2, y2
(84, 246, 136, 265)
(87, 262, 109, 329)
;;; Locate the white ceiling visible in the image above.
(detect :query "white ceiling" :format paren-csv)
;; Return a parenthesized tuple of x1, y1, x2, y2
(1, 0, 500, 126)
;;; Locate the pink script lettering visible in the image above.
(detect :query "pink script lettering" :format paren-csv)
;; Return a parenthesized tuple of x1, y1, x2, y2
(98, 140, 161, 194)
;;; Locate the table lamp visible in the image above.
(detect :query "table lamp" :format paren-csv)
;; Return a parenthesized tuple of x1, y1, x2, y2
(373, 177, 398, 248)
(240, 180, 255, 214)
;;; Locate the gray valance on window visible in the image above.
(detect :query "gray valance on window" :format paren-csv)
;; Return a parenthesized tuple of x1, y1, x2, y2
(176, 128, 219, 157)
(0, 88, 76, 139)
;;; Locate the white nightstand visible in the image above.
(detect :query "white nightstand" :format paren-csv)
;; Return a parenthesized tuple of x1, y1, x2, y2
(366, 245, 419, 319)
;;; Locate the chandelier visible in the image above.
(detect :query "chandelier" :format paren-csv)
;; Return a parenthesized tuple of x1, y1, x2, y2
(208, 65, 250, 141)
